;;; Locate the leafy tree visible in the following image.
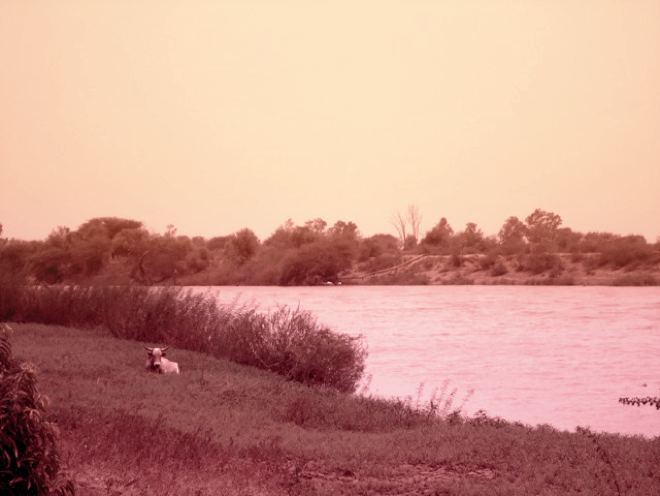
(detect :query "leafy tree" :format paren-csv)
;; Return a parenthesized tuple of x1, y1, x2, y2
(455, 222, 486, 253)
(579, 231, 618, 253)
(29, 246, 70, 284)
(556, 227, 583, 253)
(403, 234, 418, 250)
(70, 234, 111, 276)
(279, 238, 353, 286)
(110, 227, 151, 280)
(263, 220, 296, 249)
(327, 220, 359, 239)
(142, 233, 194, 282)
(420, 217, 454, 251)
(525, 209, 562, 247)
(0, 240, 38, 275)
(304, 218, 328, 234)
(224, 228, 260, 266)
(77, 217, 142, 240)
(498, 216, 527, 253)
(206, 235, 233, 251)
(46, 226, 72, 250)
(598, 235, 655, 269)
(291, 225, 320, 248)
(358, 234, 400, 261)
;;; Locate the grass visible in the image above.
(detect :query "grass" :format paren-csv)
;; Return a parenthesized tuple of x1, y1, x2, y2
(8, 323, 660, 495)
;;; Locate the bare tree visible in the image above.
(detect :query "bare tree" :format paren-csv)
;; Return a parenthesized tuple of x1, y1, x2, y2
(390, 211, 407, 246)
(407, 203, 422, 242)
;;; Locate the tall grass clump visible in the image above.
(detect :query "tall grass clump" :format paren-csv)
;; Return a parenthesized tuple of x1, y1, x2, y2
(214, 305, 366, 393)
(2, 281, 367, 393)
(0, 323, 75, 495)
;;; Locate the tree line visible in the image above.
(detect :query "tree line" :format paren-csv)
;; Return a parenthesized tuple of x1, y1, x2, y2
(0, 209, 658, 286)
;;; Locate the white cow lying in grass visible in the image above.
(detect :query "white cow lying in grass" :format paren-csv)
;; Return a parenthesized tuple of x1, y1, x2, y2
(144, 346, 180, 374)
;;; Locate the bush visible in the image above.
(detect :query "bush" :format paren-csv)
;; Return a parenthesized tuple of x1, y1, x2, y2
(217, 306, 366, 393)
(523, 252, 563, 275)
(0, 323, 75, 495)
(596, 235, 657, 270)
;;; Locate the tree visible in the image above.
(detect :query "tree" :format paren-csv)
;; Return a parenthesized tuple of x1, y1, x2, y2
(420, 217, 454, 250)
(358, 234, 400, 261)
(327, 220, 359, 239)
(278, 239, 352, 286)
(77, 217, 142, 240)
(29, 246, 70, 284)
(225, 228, 260, 266)
(455, 222, 486, 253)
(110, 227, 151, 281)
(525, 209, 562, 247)
(390, 211, 407, 247)
(407, 203, 423, 242)
(304, 218, 328, 234)
(391, 204, 423, 248)
(46, 226, 72, 250)
(498, 216, 527, 253)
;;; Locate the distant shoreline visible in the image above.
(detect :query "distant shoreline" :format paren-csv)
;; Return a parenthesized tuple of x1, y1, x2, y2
(335, 253, 660, 286)
(168, 252, 659, 287)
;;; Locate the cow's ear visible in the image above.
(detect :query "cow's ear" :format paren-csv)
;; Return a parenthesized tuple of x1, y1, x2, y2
(161, 351, 167, 356)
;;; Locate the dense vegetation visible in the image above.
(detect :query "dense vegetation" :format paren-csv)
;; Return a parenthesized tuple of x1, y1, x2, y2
(0, 278, 366, 394)
(1, 209, 659, 286)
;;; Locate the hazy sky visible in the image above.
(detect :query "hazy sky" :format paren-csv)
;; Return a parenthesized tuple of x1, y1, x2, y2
(1, 1, 659, 243)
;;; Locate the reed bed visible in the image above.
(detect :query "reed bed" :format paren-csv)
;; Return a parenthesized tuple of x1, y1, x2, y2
(1, 279, 366, 393)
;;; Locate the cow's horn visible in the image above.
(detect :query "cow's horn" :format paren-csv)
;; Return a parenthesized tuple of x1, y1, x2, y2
(161, 346, 170, 352)
(144, 346, 154, 352)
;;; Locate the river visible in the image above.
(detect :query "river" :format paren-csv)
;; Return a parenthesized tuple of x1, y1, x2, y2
(195, 285, 659, 438)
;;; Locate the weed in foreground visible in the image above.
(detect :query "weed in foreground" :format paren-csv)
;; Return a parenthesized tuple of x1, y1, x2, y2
(0, 323, 75, 495)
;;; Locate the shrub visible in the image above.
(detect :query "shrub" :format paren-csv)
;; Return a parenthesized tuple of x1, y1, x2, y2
(0, 323, 75, 495)
(523, 252, 563, 275)
(598, 235, 657, 269)
(217, 306, 367, 393)
(490, 260, 508, 277)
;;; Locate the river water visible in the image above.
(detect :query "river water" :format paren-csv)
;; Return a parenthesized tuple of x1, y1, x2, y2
(197, 286, 659, 438)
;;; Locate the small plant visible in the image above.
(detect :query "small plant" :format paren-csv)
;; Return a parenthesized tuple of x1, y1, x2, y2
(618, 396, 660, 409)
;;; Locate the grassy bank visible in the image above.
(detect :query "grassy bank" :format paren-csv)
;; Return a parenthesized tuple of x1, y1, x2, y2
(0, 282, 366, 393)
(9, 323, 660, 495)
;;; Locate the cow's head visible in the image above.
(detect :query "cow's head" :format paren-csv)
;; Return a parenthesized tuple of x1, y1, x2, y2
(144, 346, 170, 372)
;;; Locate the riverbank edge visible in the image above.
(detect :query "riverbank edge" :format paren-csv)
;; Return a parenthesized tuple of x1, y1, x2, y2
(10, 323, 660, 496)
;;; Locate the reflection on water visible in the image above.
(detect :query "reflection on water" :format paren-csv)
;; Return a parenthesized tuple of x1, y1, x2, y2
(195, 285, 660, 437)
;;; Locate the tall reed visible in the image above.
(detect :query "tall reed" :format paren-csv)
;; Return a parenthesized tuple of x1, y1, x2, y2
(0, 277, 366, 393)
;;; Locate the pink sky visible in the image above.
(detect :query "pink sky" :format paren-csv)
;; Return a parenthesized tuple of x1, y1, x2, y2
(1, 1, 659, 242)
